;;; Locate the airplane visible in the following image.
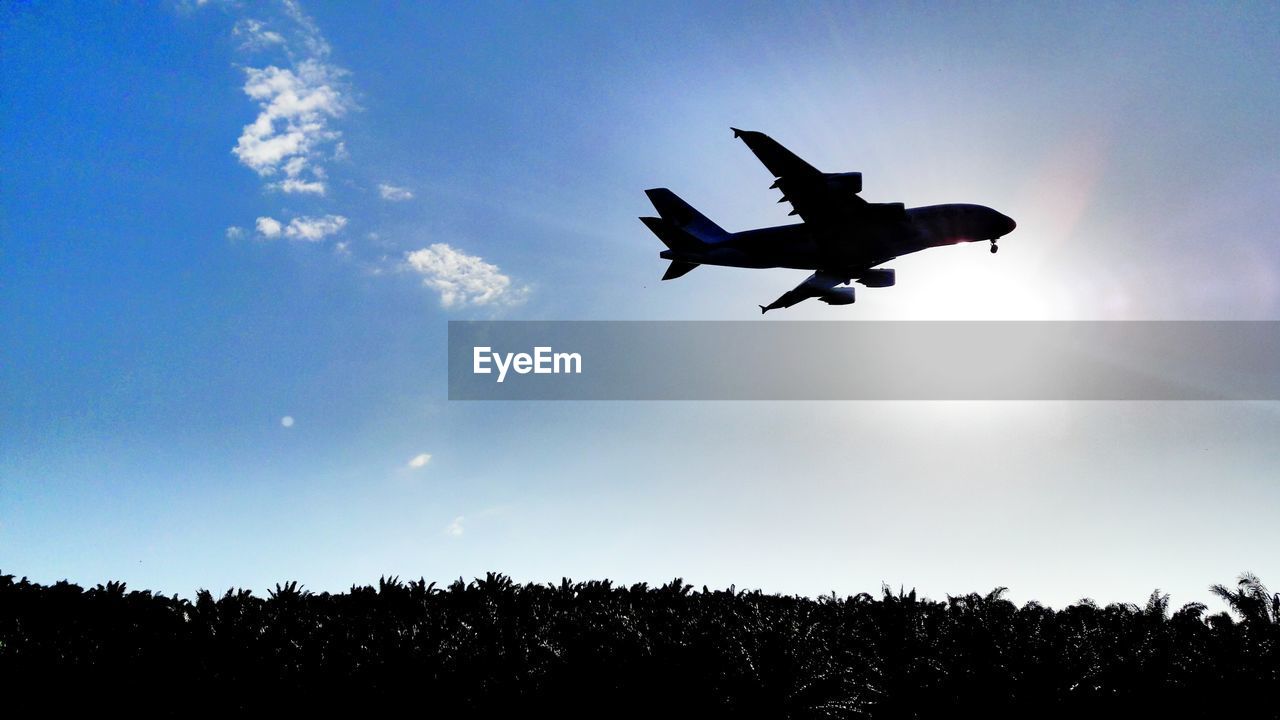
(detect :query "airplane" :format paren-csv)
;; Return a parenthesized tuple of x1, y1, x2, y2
(640, 128, 1017, 312)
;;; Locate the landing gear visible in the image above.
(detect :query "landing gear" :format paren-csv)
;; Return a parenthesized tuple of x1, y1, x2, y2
(989, 240, 999, 254)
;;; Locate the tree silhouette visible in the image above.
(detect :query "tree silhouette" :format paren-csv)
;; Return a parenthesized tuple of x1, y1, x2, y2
(1, 570, 1277, 717)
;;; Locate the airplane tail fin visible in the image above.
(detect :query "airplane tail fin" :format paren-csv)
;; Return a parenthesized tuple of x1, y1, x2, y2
(640, 216, 703, 252)
(640, 218, 704, 280)
(644, 188, 730, 243)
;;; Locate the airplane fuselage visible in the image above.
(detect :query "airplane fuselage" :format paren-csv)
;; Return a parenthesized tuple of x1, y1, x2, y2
(642, 127, 1019, 311)
(659, 203, 1015, 275)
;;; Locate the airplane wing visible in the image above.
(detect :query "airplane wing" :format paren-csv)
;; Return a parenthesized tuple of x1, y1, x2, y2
(732, 128, 901, 240)
(731, 127, 822, 179)
(759, 271, 855, 313)
(731, 128, 869, 230)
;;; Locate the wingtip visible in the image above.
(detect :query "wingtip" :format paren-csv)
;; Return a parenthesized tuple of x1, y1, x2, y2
(758, 304, 768, 314)
(731, 127, 744, 138)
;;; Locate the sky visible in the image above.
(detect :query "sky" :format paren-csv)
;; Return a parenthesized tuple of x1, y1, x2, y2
(2, 1, 1279, 611)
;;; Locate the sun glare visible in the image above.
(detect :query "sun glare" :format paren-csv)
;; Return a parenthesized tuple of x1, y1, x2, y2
(870, 245, 1075, 320)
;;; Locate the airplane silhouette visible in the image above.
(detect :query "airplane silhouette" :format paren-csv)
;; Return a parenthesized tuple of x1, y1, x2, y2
(641, 128, 1017, 312)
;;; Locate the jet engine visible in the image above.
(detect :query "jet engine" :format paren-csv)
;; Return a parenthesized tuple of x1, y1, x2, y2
(818, 287, 856, 305)
(823, 171, 863, 194)
(856, 269, 896, 288)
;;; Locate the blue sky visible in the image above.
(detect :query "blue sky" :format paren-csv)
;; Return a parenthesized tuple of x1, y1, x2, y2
(2, 1, 1279, 609)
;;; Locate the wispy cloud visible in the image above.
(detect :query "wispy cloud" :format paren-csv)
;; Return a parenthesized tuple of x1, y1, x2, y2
(378, 183, 414, 201)
(404, 244, 528, 309)
(407, 452, 432, 469)
(223, 4, 528, 309)
(445, 516, 464, 537)
(280, 0, 331, 58)
(278, 177, 326, 195)
(225, 225, 246, 240)
(232, 18, 285, 50)
(285, 214, 347, 241)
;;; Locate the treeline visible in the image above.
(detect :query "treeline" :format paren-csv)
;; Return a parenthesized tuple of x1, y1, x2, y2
(1, 571, 1276, 716)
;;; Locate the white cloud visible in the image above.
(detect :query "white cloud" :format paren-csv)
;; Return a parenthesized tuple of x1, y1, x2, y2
(233, 61, 345, 183)
(225, 226, 246, 240)
(378, 183, 414, 201)
(231, 28, 346, 201)
(404, 243, 528, 309)
(242, 67, 341, 126)
(281, 0, 332, 58)
(407, 453, 432, 469)
(227, 3, 360, 250)
(232, 18, 285, 50)
(276, 178, 326, 194)
(445, 516, 464, 537)
(284, 214, 347, 241)
(281, 415, 294, 428)
(282, 156, 307, 176)
(256, 216, 283, 238)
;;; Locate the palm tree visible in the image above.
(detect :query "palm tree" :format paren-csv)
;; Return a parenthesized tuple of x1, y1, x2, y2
(1210, 572, 1279, 625)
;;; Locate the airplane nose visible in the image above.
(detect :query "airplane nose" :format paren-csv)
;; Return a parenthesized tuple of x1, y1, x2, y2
(1002, 215, 1017, 235)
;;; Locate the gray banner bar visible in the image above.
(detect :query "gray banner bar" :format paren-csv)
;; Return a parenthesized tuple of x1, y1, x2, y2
(448, 321, 1280, 400)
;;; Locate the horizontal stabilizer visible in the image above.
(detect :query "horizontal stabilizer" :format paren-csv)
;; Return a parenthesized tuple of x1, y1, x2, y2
(662, 260, 700, 281)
